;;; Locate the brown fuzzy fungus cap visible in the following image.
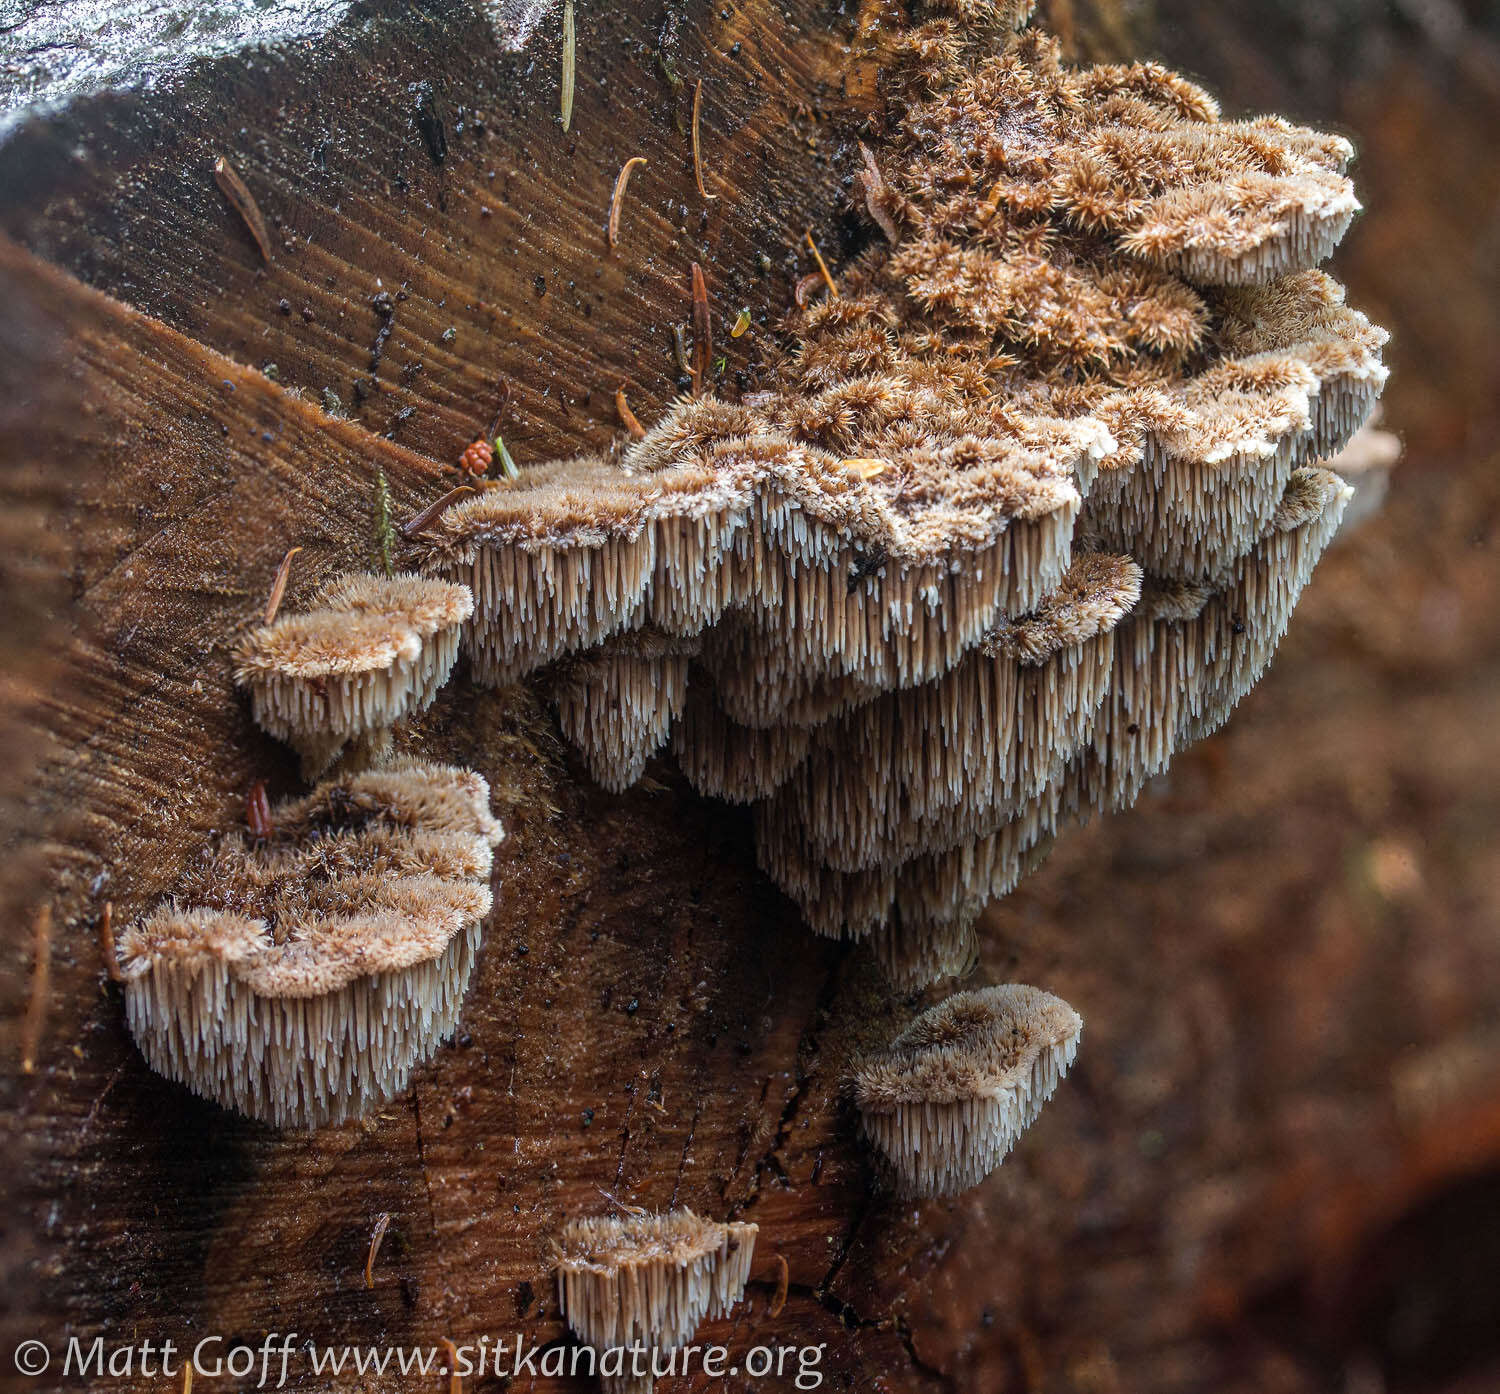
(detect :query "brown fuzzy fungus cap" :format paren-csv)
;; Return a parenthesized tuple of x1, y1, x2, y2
(555, 1209, 757, 1392)
(235, 572, 473, 777)
(419, 410, 1093, 696)
(404, 5, 1386, 990)
(117, 758, 502, 1129)
(853, 984, 1082, 1197)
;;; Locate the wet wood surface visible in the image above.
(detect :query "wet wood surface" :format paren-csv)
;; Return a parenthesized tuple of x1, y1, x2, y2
(0, 2, 929, 1389)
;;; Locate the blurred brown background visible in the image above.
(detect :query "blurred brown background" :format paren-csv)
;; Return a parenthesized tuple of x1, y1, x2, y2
(943, 2, 1500, 1389)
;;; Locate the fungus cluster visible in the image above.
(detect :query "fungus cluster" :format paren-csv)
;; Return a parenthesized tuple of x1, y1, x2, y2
(853, 984, 1083, 1197)
(235, 572, 473, 777)
(555, 1209, 758, 1393)
(409, 0, 1386, 990)
(118, 759, 503, 1128)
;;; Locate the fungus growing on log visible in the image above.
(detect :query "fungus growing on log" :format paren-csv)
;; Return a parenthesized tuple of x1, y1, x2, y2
(409, 1, 1388, 987)
(853, 984, 1083, 1198)
(552, 629, 699, 792)
(235, 572, 473, 777)
(117, 758, 502, 1128)
(555, 1209, 758, 1393)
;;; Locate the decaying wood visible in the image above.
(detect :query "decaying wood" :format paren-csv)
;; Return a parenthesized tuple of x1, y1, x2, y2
(4, 2, 1499, 1392)
(0, 3, 909, 1388)
(0, 221, 903, 1391)
(0, 1, 884, 467)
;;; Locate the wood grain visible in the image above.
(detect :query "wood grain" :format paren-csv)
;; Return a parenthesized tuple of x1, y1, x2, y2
(0, 3, 921, 1388)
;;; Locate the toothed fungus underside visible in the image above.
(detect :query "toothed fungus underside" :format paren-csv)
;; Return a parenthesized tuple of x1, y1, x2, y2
(235, 572, 473, 777)
(118, 759, 503, 1128)
(409, 1, 1386, 988)
(853, 983, 1083, 1197)
(556, 1209, 758, 1392)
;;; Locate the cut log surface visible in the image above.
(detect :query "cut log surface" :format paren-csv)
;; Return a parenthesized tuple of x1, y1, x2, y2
(0, 0, 885, 467)
(0, 2, 932, 1389)
(5, 2, 1500, 1393)
(0, 216, 916, 1382)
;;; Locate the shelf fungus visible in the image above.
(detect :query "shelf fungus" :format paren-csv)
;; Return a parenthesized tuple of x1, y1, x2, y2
(235, 571, 473, 776)
(555, 1209, 758, 1393)
(409, 2, 1388, 987)
(853, 984, 1083, 1198)
(552, 629, 699, 792)
(117, 759, 503, 1128)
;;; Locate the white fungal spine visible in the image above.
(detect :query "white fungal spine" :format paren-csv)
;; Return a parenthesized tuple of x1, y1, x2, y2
(555, 1209, 757, 1394)
(235, 571, 473, 777)
(853, 984, 1083, 1198)
(118, 759, 503, 1129)
(552, 631, 697, 793)
(121, 914, 482, 1129)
